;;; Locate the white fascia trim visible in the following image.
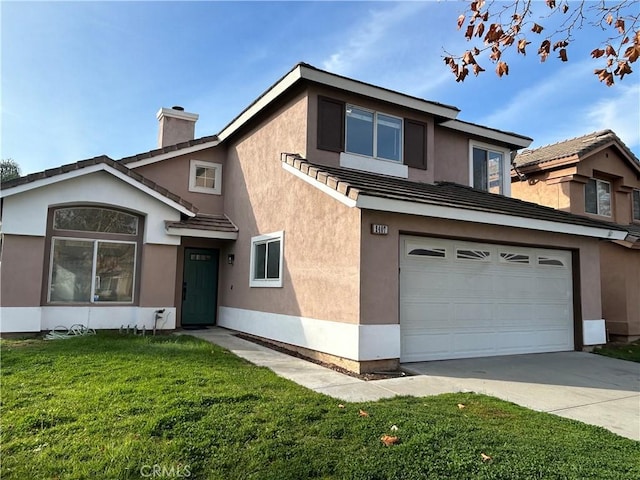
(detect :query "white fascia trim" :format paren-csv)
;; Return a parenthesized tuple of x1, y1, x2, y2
(281, 162, 357, 207)
(217, 66, 304, 142)
(300, 66, 459, 120)
(218, 306, 400, 361)
(355, 194, 628, 240)
(165, 227, 238, 240)
(123, 140, 220, 169)
(0, 163, 195, 217)
(442, 119, 532, 149)
(104, 165, 196, 217)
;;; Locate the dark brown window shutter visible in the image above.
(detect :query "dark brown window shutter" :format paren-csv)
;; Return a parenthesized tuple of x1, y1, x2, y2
(317, 96, 345, 152)
(404, 119, 427, 170)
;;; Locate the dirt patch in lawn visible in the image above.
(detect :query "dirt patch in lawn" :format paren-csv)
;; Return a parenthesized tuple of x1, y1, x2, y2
(234, 333, 409, 381)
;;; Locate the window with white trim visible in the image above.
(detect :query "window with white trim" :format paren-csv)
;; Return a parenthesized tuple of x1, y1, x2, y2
(470, 143, 509, 195)
(48, 207, 140, 303)
(632, 189, 640, 222)
(584, 178, 611, 217)
(250, 231, 284, 287)
(189, 160, 222, 195)
(346, 105, 402, 162)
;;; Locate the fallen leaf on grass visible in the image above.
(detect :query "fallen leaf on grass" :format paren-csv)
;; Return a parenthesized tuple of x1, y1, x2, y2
(381, 435, 400, 446)
(338, 404, 345, 409)
(359, 409, 369, 417)
(481, 453, 492, 462)
(457, 403, 466, 409)
(390, 424, 398, 431)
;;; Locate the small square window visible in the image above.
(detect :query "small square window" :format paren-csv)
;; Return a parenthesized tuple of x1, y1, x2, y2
(250, 231, 284, 287)
(585, 179, 611, 217)
(189, 160, 222, 194)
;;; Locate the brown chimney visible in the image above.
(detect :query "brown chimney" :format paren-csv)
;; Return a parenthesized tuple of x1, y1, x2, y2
(156, 106, 199, 148)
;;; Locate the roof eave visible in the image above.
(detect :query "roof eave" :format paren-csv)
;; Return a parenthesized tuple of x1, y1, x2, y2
(355, 194, 627, 240)
(0, 163, 196, 217)
(441, 120, 533, 149)
(217, 63, 462, 144)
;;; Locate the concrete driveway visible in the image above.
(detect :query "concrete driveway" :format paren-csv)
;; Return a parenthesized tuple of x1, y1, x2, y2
(189, 329, 639, 441)
(398, 352, 640, 441)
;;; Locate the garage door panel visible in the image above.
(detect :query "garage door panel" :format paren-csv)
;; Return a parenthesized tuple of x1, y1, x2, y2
(400, 236, 574, 362)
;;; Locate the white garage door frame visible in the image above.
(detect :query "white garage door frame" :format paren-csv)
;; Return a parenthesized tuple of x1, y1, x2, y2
(399, 236, 575, 363)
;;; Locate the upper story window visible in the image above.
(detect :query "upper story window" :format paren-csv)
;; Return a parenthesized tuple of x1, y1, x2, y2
(189, 160, 222, 195)
(48, 207, 142, 304)
(470, 143, 509, 195)
(316, 96, 427, 177)
(633, 189, 640, 222)
(346, 105, 402, 162)
(585, 179, 611, 217)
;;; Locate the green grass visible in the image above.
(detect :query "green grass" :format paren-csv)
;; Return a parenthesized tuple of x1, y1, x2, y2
(1, 334, 638, 480)
(594, 341, 640, 363)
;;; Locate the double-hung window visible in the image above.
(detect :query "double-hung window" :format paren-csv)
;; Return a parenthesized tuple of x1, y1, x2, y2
(585, 179, 611, 217)
(471, 144, 507, 194)
(346, 105, 402, 162)
(250, 231, 284, 287)
(633, 189, 640, 222)
(48, 207, 141, 303)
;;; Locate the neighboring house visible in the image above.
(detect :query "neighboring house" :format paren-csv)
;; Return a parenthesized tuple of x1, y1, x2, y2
(0, 63, 628, 372)
(512, 130, 640, 341)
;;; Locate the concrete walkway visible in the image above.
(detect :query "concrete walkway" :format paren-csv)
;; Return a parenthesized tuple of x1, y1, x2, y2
(187, 327, 640, 441)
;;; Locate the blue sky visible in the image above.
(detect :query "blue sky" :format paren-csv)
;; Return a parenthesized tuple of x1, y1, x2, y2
(2, 1, 639, 176)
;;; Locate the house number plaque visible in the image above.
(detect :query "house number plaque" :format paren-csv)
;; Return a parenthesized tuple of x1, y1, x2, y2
(371, 224, 389, 235)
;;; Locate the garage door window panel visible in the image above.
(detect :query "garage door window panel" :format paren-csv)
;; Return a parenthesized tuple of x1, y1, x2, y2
(456, 249, 491, 261)
(499, 252, 530, 264)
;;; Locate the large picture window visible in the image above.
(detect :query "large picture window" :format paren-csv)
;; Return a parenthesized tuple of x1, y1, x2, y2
(585, 179, 611, 217)
(47, 207, 141, 304)
(249, 231, 284, 288)
(346, 105, 402, 162)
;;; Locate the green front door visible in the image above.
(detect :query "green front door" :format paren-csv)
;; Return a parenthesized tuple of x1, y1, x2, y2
(182, 248, 219, 326)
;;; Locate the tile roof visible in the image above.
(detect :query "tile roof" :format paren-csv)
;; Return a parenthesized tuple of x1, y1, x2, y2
(0, 155, 198, 213)
(282, 155, 628, 234)
(119, 134, 218, 165)
(165, 214, 238, 233)
(513, 130, 640, 169)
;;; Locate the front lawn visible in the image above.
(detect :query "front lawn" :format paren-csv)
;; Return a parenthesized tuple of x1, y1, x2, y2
(1, 334, 638, 480)
(594, 340, 640, 363)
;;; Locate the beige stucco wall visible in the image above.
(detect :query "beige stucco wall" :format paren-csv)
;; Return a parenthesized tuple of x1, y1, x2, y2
(510, 176, 572, 211)
(600, 242, 640, 337)
(305, 85, 435, 184)
(359, 210, 603, 328)
(220, 89, 362, 324)
(0, 235, 45, 307)
(133, 147, 227, 215)
(138, 244, 178, 307)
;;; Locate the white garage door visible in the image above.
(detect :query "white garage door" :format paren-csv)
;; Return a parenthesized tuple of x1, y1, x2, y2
(400, 236, 574, 362)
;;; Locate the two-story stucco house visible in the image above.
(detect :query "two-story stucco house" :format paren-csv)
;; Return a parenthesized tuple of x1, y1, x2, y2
(512, 130, 640, 342)
(0, 63, 629, 372)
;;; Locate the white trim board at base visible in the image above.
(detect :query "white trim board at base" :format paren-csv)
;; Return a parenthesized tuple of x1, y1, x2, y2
(0, 306, 176, 333)
(218, 306, 400, 361)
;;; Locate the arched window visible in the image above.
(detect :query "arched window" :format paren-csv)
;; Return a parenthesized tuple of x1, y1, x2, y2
(47, 207, 142, 304)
